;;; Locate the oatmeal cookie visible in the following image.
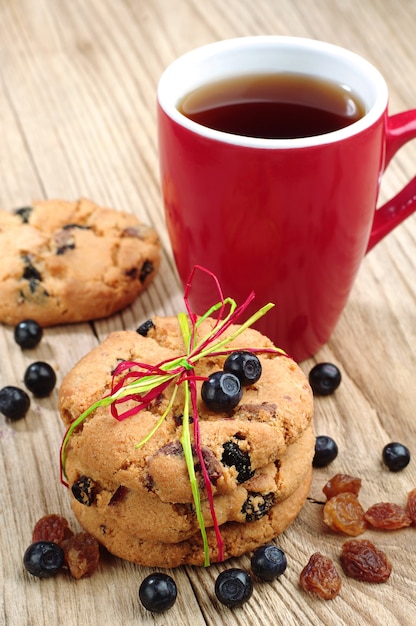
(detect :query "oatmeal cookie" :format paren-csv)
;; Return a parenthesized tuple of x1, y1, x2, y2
(59, 315, 314, 566)
(0, 198, 160, 326)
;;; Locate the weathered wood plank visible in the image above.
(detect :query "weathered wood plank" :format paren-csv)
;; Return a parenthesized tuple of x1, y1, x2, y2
(0, 1, 415, 624)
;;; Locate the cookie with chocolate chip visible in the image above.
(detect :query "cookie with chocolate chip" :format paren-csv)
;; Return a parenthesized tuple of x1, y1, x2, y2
(0, 198, 160, 326)
(59, 316, 314, 567)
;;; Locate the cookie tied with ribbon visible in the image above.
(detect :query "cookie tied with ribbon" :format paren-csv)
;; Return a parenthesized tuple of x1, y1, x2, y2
(59, 266, 314, 568)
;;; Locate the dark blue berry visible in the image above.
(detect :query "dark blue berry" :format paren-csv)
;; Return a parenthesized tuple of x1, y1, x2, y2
(382, 442, 411, 472)
(139, 260, 154, 283)
(136, 319, 155, 336)
(23, 361, 56, 397)
(139, 573, 177, 612)
(309, 362, 341, 395)
(22, 257, 42, 284)
(222, 440, 254, 483)
(215, 568, 253, 608)
(313, 435, 339, 467)
(23, 541, 64, 578)
(201, 371, 242, 412)
(14, 206, 33, 223)
(71, 476, 97, 506)
(223, 351, 262, 386)
(251, 544, 287, 581)
(14, 319, 43, 349)
(0, 386, 30, 420)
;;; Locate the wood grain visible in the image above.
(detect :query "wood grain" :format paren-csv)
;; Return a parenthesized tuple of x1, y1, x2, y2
(0, 1, 415, 624)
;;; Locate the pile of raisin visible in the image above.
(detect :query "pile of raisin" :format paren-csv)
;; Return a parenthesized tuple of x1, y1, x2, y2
(306, 363, 415, 597)
(301, 473, 416, 598)
(24, 514, 100, 579)
(322, 473, 415, 534)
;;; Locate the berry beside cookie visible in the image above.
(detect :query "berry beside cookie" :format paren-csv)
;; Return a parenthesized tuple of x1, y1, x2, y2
(0, 198, 160, 326)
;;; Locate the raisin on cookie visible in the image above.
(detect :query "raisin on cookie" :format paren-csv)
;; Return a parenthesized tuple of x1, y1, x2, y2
(59, 316, 314, 567)
(0, 198, 160, 326)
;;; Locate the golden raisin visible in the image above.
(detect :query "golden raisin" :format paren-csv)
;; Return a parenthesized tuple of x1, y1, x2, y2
(364, 502, 412, 530)
(323, 473, 361, 499)
(323, 492, 367, 536)
(299, 552, 342, 600)
(61, 532, 100, 579)
(341, 539, 392, 583)
(32, 514, 73, 544)
(407, 488, 416, 524)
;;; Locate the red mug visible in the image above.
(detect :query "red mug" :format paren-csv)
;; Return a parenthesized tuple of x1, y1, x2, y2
(157, 36, 416, 362)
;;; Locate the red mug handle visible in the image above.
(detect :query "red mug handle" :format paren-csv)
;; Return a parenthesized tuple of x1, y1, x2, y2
(367, 110, 416, 251)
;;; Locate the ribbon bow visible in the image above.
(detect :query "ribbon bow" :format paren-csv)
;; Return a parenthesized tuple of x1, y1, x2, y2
(60, 266, 284, 565)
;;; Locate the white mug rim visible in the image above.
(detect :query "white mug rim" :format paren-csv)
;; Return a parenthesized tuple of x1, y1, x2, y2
(157, 36, 389, 149)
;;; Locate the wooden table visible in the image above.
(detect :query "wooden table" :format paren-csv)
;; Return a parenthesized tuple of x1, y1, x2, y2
(1, 1, 415, 624)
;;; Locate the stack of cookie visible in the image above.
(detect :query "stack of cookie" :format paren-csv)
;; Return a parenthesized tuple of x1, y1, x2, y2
(59, 316, 314, 567)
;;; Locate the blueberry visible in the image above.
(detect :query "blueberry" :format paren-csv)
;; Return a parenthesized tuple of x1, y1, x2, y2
(201, 371, 242, 412)
(136, 319, 155, 336)
(139, 260, 155, 283)
(251, 544, 287, 581)
(222, 440, 254, 483)
(14, 206, 33, 223)
(313, 435, 339, 467)
(0, 386, 30, 420)
(223, 351, 262, 386)
(139, 573, 177, 613)
(71, 476, 97, 506)
(309, 362, 341, 395)
(22, 257, 42, 284)
(23, 541, 64, 578)
(14, 319, 43, 349)
(382, 442, 411, 472)
(23, 361, 57, 397)
(215, 568, 253, 608)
